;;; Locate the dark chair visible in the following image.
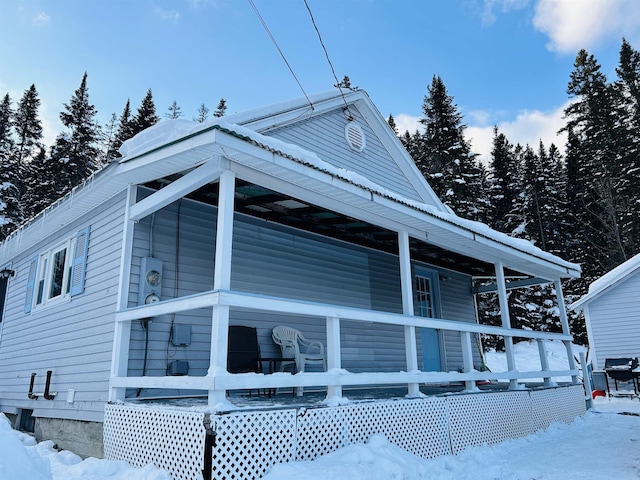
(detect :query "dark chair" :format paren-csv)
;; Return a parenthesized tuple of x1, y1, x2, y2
(227, 326, 262, 374)
(604, 357, 639, 396)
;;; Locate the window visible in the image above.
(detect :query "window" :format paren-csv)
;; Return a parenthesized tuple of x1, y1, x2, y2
(24, 226, 90, 313)
(34, 238, 75, 308)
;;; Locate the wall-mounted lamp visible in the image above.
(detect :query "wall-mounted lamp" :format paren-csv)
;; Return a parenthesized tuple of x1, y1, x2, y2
(0, 268, 15, 279)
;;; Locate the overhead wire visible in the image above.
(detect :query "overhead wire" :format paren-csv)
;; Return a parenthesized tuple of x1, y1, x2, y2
(302, 0, 353, 119)
(248, 0, 313, 109)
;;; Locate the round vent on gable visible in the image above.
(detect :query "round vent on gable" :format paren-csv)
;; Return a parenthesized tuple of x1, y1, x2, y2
(345, 122, 366, 152)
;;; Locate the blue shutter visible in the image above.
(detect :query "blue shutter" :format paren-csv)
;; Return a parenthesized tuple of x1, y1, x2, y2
(70, 226, 90, 297)
(24, 256, 38, 313)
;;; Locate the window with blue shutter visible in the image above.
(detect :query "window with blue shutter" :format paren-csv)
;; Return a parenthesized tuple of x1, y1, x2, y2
(24, 256, 38, 313)
(70, 226, 90, 297)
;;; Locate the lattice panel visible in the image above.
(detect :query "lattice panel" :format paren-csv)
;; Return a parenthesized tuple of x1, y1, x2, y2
(447, 391, 533, 454)
(347, 398, 450, 459)
(530, 385, 586, 431)
(104, 404, 205, 480)
(212, 409, 297, 480)
(295, 407, 349, 461)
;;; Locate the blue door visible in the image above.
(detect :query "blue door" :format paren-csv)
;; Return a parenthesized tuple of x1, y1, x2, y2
(414, 268, 442, 371)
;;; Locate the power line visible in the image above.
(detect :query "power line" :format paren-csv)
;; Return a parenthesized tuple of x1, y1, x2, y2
(248, 0, 313, 109)
(303, 0, 353, 118)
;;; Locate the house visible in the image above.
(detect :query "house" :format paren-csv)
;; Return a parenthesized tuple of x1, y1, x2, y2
(0, 89, 585, 479)
(570, 254, 640, 370)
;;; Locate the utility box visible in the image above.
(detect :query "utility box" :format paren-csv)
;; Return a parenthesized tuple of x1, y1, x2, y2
(138, 257, 163, 306)
(167, 360, 189, 376)
(171, 324, 192, 346)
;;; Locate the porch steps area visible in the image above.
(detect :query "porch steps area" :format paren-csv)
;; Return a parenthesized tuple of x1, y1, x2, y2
(103, 384, 586, 480)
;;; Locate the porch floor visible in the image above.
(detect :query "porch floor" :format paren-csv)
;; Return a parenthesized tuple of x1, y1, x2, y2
(129, 381, 567, 411)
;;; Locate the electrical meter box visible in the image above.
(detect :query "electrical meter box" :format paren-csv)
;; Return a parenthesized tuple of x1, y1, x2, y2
(138, 257, 163, 306)
(171, 324, 192, 346)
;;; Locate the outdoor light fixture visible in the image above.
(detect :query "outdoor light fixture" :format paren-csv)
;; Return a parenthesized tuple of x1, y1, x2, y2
(0, 269, 15, 279)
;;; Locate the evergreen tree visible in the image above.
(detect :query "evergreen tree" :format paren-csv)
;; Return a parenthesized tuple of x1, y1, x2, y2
(487, 127, 521, 233)
(100, 112, 118, 163)
(166, 100, 183, 120)
(13, 84, 43, 165)
(418, 75, 483, 219)
(194, 103, 209, 123)
(387, 114, 398, 135)
(131, 89, 160, 135)
(51, 72, 101, 192)
(0, 93, 23, 239)
(213, 98, 227, 118)
(107, 99, 135, 161)
(563, 49, 626, 277)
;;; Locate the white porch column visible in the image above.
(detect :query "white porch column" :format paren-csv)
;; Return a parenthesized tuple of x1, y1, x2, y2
(326, 316, 342, 399)
(555, 279, 578, 384)
(537, 339, 553, 387)
(460, 331, 477, 391)
(109, 185, 136, 402)
(495, 262, 519, 389)
(209, 170, 235, 406)
(398, 231, 420, 397)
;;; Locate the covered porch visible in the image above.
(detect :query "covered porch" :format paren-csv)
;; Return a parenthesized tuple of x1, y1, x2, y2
(103, 122, 584, 479)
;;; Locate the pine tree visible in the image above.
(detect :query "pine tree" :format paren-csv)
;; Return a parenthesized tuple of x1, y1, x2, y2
(107, 100, 135, 161)
(213, 98, 227, 118)
(194, 103, 209, 123)
(487, 127, 521, 233)
(418, 75, 483, 219)
(563, 49, 626, 277)
(51, 72, 101, 192)
(100, 112, 118, 163)
(0, 93, 23, 239)
(387, 114, 398, 135)
(13, 84, 43, 165)
(165, 100, 183, 120)
(131, 89, 160, 135)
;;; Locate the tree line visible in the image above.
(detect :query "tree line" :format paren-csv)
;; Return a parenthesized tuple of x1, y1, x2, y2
(390, 39, 639, 345)
(1, 39, 639, 345)
(0, 73, 227, 235)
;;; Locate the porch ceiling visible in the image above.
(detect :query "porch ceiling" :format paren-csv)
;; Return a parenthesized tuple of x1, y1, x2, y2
(143, 176, 516, 278)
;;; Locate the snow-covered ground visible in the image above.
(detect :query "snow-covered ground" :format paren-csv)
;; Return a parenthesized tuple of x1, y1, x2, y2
(2, 341, 639, 480)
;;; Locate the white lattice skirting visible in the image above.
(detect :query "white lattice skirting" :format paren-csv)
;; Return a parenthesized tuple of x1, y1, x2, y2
(103, 385, 586, 480)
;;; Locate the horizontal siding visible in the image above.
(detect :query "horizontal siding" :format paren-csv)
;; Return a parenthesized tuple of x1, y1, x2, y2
(588, 271, 640, 368)
(0, 191, 127, 421)
(266, 107, 423, 202)
(127, 193, 478, 385)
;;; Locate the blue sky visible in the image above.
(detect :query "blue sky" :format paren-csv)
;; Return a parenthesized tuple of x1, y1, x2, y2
(1, 0, 639, 161)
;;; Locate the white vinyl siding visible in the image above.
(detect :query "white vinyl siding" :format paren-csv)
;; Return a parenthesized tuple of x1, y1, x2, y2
(127, 191, 478, 381)
(586, 270, 640, 370)
(265, 107, 424, 202)
(0, 191, 126, 422)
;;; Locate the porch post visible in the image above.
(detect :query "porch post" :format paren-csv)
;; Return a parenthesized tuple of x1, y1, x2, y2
(495, 262, 519, 389)
(398, 231, 420, 397)
(109, 184, 136, 402)
(554, 279, 578, 384)
(536, 339, 553, 387)
(460, 331, 477, 391)
(326, 316, 342, 399)
(208, 169, 235, 406)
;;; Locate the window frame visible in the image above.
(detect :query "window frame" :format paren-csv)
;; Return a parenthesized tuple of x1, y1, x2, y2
(33, 236, 76, 310)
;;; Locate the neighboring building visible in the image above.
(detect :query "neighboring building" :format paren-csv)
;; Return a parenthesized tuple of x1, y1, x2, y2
(0, 89, 585, 478)
(570, 254, 640, 370)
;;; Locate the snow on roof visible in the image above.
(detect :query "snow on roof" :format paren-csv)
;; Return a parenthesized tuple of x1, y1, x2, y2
(571, 253, 640, 310)
(119, 113, 580, 276)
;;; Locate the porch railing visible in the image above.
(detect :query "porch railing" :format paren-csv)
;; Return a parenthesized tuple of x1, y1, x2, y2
(111, 289, 579, 403)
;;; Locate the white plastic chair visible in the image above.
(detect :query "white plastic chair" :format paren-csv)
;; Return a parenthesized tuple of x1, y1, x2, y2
(272, 326, 326, 395)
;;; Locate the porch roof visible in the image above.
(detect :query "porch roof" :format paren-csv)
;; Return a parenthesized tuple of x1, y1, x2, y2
(1, 91, 580, 282)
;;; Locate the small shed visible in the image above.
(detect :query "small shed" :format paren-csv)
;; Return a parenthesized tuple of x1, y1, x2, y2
(570, 254, 640, 370)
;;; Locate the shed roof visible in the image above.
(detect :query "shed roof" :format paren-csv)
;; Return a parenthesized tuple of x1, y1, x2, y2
(570, 253, 640, 310)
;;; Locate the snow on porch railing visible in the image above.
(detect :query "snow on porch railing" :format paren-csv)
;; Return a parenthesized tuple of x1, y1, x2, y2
(111, 289, 578, 400)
